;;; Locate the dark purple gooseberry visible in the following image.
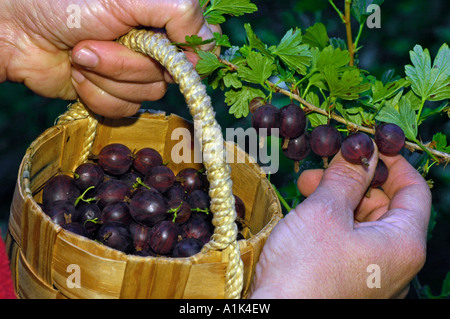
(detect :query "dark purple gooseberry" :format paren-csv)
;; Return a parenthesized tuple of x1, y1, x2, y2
(341, 132, 375, 167)
(144, 165, 175, 194)
(165, 184, 187, 201)
(181, 217, 213, 241)
(98, 143, 133, 175)
(374, 123, 405, 156)
(61, 222, 92, 239)
(42, 174, 81, 207)
(119, 171, 143, 190)
(149, 220, 181, 256)
(96, 221, 133, 253)
(168, 198, 192, 224)
(280, 103, 306, 140)
(310, 125, 342, 158)
(175, 168, 204, 194)
(133, 147, 163, 175)
(187, 189, 211, 220)
(172, 238, 204, 258)
(128, 221, 152, 253)
(370, 159, 389, 188)
(251, 103, 280, 136)
(44, 200, 79, 226)
(73, 162, 104, 191)
(94, 179, 130, 208)
(282, 132, 311, 173)
(129, 189, 168, 227)
(76, 202, 102, 234)
(101, 201, 132, 225)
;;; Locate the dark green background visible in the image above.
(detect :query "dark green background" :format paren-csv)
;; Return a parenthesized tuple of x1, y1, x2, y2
(0, 0, 448, 298)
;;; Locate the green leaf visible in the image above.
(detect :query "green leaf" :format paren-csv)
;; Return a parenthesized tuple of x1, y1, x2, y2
(272, 28, 312, 75)
(432, 132, 450, 153)
(376, 95, 418, 141)
(196, 51, 224, 76)
(303, 23, 330, 50)
(244, 24, 273, 58)
(351, 0, 384, 24)
(404, 43, 450, 101)
(225, 86, 265, 118)
(371, 78, 409, 104)
(316, 46, 351, 71)
(213, 32, 231, 48)
(223, 71, 242, 89)
(322, 66, 371, 100)
(305, 92, 328, 127)
(237, 51, 276, 85)
(204, 0, 257, 24)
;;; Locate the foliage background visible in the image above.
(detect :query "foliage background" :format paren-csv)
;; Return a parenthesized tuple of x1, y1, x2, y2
(0, 0, 448, 298)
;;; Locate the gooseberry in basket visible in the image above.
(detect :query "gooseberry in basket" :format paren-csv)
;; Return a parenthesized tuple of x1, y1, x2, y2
(101, 201, 132, 225)
(144, 165, 175, 194)
(77, 202, 102, 234)
(42, 174, 81, 207)
(96, 221, 133, 253)
(128, 221, 152, 253)
(94, 179, 131, 208)
(133, 147, 163, 175)
(172, 238, 203, 258)
(181, 216, 213, 242)
(129, 188, 168, 227)
(44, 200, 79, 226)
(98, 143, 133, 175)
(73, 162, 104, 191)
(175, 167, 205, 194)
(167, 198, 192, 224)
(61, 222, 92, 239)
(165, 184, 187, 201)
(149, 220, 181, 256)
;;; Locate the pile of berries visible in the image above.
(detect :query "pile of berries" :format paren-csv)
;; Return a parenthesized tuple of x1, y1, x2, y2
(40, 143, 246, 258)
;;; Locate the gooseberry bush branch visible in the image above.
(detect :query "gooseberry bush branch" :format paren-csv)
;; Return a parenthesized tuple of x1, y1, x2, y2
(190, 0, 450, 169)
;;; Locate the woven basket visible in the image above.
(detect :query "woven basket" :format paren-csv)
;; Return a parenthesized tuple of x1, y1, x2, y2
(5, 29, 282, 299)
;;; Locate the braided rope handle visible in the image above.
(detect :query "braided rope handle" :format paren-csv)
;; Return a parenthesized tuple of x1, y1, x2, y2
(57, 29, 244, 299)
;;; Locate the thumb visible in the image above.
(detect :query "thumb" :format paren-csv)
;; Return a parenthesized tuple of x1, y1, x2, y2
(295, 139, 379, 229)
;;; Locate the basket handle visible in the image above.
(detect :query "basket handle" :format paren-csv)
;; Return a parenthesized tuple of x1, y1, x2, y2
(59, 29, 244, 299)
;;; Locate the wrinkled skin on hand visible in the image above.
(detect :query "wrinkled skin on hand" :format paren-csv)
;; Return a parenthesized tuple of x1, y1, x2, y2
(0, 0, 219, 118)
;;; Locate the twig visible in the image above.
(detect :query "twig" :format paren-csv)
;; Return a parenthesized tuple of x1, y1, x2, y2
(344, 0, 355, 66)
(216, 58, 450, 164)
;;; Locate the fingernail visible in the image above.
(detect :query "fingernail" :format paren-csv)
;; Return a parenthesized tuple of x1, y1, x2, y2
(71, 68, 86, 84)
(197, 23, 214, 40)
(73, 48, 99, 68)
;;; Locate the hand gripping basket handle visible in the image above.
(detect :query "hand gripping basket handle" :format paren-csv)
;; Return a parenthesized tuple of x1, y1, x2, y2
(58, 29, 244, 299)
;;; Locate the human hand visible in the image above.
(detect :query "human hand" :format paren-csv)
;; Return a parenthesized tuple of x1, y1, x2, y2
(250, 144, 431, 298)
(0, 0, 219, 118)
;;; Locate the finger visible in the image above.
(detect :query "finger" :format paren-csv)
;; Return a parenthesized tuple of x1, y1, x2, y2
(297, 166, 391, 222)
(71, 41, 166, 83)
(297, 169, 324, 197)
(126, 0, 215, 47)
(354, 188, 390, 222)
(71, 68, 141, 119)
(297, 142, 379, 228)
(376, 154, 432, 233)
(73, 67, 167, 103)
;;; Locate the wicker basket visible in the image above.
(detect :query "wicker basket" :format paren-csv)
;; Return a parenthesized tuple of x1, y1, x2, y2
(5, 30, 282, 299)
